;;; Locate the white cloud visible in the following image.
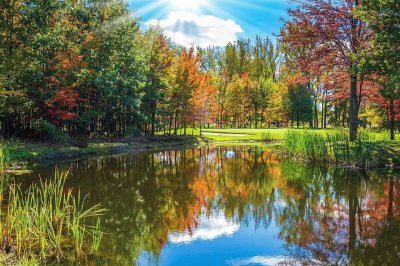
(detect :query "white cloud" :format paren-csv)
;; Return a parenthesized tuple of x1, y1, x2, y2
(229, 256, 296, 266)
(168, 213, 239, 244)
(145, 11, 243, 48)
(229, 256, 321, 266)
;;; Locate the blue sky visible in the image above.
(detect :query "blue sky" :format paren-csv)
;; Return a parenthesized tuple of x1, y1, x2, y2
(128, 0, 290, 48)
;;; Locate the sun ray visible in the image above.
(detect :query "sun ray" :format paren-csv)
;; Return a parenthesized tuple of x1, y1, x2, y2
(128, 0, 169, 19)
(131, 0, 284, 47)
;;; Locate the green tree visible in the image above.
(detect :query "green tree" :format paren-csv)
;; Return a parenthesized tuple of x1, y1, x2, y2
(285, 84, 313, 128)
(357, 0, 400, 140)
(141, 28, 173, 135)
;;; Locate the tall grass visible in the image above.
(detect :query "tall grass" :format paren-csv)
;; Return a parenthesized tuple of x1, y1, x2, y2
(0, 170, 106, 263)
(261, 131, 285, 141)
(0, 140, 11, 172)
(284, 129, 372, 167)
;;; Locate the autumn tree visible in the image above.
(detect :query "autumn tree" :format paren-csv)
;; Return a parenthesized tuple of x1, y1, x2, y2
(357, 0, 400, 140)
(169, 47, 202, 135)
(190, 72, 217, 135)
(281, 0, 372, 140)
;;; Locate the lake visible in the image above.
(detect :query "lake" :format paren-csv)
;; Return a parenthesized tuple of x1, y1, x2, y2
(16, 146, 400, 265)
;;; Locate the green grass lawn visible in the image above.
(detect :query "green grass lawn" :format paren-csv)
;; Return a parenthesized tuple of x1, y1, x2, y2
(166, 128, 330, 142)
(166, 127, 400, 142)
(167, 128, 289, 141)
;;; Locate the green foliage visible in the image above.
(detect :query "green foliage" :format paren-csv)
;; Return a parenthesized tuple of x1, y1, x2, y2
(32, 120, 70, 144)
(1, 170, 106, 262)
(285, 84, 313, 127)
(0, 139, 20, 171)
(284, 129, 373, 167)
(0, 141, 9, 171)
(126, 126, 141, 137)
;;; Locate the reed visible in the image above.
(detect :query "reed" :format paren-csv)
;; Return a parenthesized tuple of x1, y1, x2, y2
(0, 170, 106, 263)
(0, 141, 10, 172)
(284, 129, 372, 167)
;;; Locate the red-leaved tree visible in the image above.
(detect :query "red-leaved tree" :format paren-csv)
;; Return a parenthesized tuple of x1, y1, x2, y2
(281, 0, 373, 140)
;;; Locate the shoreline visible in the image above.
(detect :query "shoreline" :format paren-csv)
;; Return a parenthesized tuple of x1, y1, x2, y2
(2, 134, 400, 173)
(2, 136, 207, 173)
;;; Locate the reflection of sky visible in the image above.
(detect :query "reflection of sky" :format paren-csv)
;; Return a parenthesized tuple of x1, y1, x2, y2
(169, 213, 239, 244)
(229, 255, 294, 266)
(147, 212, 285, 266)
(225, 150, 236, 159)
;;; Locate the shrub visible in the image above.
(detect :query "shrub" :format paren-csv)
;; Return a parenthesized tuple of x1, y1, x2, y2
(32, 120, 70, 144)
(126, 126, 141, 137)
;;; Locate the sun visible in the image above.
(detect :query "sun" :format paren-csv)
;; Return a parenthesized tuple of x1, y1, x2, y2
(168, 0, 206, 11)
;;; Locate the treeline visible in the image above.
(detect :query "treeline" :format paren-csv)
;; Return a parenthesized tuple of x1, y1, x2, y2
(0, 0, 399, 141)
(280, 0, 400, 140)
(0, 0, 283, 140)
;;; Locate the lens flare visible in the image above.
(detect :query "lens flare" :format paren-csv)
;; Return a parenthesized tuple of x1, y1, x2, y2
(169, 0, 205, 11)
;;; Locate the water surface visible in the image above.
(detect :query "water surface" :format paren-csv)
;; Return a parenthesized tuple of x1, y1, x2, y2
(18, 146, 400, 265)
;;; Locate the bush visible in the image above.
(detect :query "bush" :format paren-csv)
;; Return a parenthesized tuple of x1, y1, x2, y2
(126, 126, 141, 137)
(33, 120, 70, 144)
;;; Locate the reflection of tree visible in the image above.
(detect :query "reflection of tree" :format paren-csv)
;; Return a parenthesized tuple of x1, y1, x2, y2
(21, 147, 400, 265)
(278, 164, 400, 265)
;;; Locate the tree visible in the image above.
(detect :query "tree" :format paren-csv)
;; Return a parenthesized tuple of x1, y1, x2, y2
(141, 28, 173, 135)
(190, 72, 217, 135)
(285, 83, 313, 128)
(248, 78, 274, 128)
(356, 0, 400, 140)
(281, 0, 372, 140)
(169, 47, 202, 135)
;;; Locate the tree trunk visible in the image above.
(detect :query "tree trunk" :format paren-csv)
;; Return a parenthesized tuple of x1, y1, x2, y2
(169, 114, 173, 135)
(324, 98, 328, 128)
(151, 102, 156, 136)
(349, 75, 358, 141)
(254, 106, 258, 129)
(174, 110, 178, 136)
(183, 106, 187, 136)
(389, 99, 395, 140)
(314, 98, 319, 129)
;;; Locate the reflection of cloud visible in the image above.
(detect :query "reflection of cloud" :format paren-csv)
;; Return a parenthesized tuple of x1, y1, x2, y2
(229, 256, 294, 266)
(169, 213, 239, 244)
(145, 11, 243, 48)
(225, 150, 236, 159)
(229, 256, 321, 266)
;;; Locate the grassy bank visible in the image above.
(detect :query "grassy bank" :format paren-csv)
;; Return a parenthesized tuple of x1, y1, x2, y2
(1, 128, 400, 170)
(282, 129, 400, 168)
(0, 171, 106, 264)
(1, 136, 204, 171)
(162, 128, 400, 169)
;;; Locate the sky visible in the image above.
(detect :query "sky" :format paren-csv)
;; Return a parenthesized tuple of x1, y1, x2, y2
(128, 0, 290, 48)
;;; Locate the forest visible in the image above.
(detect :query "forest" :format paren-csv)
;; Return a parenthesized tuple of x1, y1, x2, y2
(1, 1, 400, 265)
(0, 0, 399, 142)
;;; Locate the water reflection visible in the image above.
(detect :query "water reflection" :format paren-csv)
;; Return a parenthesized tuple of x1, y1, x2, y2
(169, 212, 239, 244)
(19, 146, 400, 265)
